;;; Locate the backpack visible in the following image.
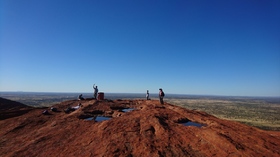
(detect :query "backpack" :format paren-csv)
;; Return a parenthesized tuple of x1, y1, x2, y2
(161, 92, 165, 97)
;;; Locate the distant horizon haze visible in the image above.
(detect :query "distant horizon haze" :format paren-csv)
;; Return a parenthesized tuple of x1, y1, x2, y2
(0, 91, 279, 98)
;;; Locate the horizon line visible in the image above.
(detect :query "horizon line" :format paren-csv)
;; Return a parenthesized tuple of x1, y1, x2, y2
(0, 91, 279, 98)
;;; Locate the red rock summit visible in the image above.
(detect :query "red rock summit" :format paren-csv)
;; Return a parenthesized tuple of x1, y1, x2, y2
(0, 97, 279, 157)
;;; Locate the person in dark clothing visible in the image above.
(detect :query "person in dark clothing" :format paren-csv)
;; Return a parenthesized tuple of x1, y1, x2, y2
(146, 90, 150, 100)
(159, 88, 165, 104)
(78, 94, 84, 100)
(93, 84, 98, 99)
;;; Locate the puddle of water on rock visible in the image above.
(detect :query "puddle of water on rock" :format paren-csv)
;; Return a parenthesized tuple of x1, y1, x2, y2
(180, 121, 205, 128)
(85, 116, 111, 122)
(122, 108, 134, 112)
(95, 116, 111, 122)
(85, 117, 94, 121)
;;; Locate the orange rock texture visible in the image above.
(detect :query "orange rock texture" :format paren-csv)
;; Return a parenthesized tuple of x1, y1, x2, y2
(0, 97, 279, 157)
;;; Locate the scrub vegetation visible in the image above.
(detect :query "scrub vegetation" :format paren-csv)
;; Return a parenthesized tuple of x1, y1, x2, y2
(166, 98, 280, 131)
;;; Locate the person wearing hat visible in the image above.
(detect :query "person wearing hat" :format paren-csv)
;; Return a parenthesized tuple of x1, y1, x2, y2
(159, 88, 165, 104)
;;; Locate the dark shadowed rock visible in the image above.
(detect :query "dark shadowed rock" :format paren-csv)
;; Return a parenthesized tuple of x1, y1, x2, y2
(0, 97, 34, 120)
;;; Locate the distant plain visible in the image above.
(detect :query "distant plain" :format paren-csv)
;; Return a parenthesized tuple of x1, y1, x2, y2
(165, 97, 280, 131)
(1, 92, 279, 131)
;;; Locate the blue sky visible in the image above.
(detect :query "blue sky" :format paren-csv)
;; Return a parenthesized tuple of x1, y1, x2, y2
(1, 0, 280, 96)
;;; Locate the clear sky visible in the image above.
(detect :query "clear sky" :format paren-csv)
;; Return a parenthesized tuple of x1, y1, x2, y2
(1, 0, 280, 97)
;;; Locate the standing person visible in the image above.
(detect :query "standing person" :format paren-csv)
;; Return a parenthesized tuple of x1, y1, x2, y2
(146, 90, 150, 100)
(93, 84, 98, 99)
(159, 88, 165, 104)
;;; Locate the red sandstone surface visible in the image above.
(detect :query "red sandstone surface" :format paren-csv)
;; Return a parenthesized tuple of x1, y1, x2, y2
(0, 97, 280, 157)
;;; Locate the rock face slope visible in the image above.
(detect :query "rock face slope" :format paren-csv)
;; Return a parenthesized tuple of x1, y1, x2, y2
(0, 97, 34, 120)
(0, 98, 279, 157)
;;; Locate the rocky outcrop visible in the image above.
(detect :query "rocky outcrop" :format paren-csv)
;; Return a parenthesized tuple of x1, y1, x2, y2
(0, 98, 279, 157)
(0, 97, 34, 120)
